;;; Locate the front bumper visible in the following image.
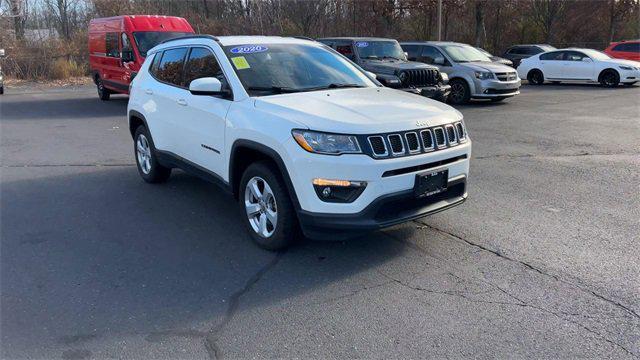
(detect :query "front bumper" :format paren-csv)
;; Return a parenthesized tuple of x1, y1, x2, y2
(400, 84, 451, 101)
(620, 69, 640, 83)
(472, 78, 521, 98)
(298, 176, 467, 240)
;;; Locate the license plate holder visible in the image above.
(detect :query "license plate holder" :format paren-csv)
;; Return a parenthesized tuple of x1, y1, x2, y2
(414, 170, 448, 198)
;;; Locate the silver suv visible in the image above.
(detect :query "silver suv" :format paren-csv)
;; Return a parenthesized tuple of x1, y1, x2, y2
(401, 41, 521, 104)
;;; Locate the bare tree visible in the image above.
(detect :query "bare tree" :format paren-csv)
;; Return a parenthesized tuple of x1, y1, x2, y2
(9, 0, 26, 41)
(608, 0, 637, 43)
(474, 0, 485, 47)
(531, 0, 566, 43)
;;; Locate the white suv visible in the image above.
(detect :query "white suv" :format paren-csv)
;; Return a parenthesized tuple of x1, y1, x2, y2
(127, 35, 471, 250)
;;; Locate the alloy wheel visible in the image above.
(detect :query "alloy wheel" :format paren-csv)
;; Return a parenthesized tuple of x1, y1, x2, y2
(451, 83, 465, 103)
(244, 176, 278, 238)
(136, 134, 152, 174)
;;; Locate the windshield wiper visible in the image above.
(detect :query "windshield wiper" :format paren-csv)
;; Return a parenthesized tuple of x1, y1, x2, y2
(304, 83, 366, 91)
(381, 56, 401, 60)
(247, 86, 301, 94)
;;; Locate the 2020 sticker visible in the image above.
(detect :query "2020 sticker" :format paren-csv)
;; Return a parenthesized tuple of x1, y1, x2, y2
(230, 45, 268, 54)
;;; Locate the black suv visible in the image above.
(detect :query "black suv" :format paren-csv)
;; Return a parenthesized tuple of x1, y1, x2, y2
(502, 44, 556, 68)
(318, 37, 450, 102)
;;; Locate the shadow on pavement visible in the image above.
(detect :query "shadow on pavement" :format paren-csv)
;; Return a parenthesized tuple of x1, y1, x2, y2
(0, 166, 407, 348)
(0, 95, 128, 121)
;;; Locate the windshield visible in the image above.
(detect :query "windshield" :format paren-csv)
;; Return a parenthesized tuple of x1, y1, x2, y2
(581, 49, 611, 60)
(441, 45, 492, 62)
(223, 44, 375, 96)
(477, 48, 492, 57)
(355, 41, 406, 60)
(133, 31, 193, 57)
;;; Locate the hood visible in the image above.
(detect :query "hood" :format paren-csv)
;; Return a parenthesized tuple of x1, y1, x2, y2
(360, 59, 435, 75)
(253, 87, 462, 134)
(490, 56, 513, 66)
(463, 61, 516, 73)
(600, 58, 640, 67)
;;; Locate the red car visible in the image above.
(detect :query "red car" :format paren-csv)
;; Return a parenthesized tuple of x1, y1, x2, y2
(604, 40, 640, 62)
(89, 15, 194, 100)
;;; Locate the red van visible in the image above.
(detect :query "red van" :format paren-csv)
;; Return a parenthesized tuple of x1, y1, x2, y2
(604, 40, 640, 62)
(89, 15, 194, 100)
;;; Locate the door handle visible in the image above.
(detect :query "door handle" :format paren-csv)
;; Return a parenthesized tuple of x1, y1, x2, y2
(145, 89, 153, 95)
(177, 99, 188, 106)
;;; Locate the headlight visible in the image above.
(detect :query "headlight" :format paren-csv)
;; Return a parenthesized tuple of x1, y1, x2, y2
(440, 72, 449, 82)
(376, 73, 402, 86)
(474, 71, 494, 80)
(619, 65, 634, 70)
(292, 130, 362, 155)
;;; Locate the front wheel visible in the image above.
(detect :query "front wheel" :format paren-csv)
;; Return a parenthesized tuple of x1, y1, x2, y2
(96, 77, 111, 101)
(448, 79, 470, 105)
(527, 70, 544, 85)
(134, 126, 171, 183)
(600, 70, 620, 88)
(239, 161, 298, 250)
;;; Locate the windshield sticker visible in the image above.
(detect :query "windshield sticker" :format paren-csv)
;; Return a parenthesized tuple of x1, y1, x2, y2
(230, 45, 268, 54)
(355, 41, 369, 48)
(231, 56, 251, 70)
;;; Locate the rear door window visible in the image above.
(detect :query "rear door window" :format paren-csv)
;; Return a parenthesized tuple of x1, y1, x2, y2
(540, 51, 564, 61)
(106, 32, 120, 57)
(154, 47, 188, 87)
(564, 51, 588, 61)
(613, 43, 640, 53)
(402, 45, 420, 60)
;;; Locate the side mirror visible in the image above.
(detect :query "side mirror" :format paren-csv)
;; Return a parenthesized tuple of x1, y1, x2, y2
(582, 57, 592, 62)
(189, 77, 226, 96)
(121, 50, 134, 63)
(403, 51, 409, 59)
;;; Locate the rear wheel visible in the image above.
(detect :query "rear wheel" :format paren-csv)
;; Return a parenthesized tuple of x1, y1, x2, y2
(134, 126, 171, 183)
(448, 79, 470, 105)
(599, 70, 620, 88)
(96, 76, 111, 101)
(239, 161, 298, 250)
(527, 69, 544, 85)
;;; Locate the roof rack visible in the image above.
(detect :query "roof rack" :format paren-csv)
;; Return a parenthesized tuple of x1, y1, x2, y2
(160, 34, 220, 45)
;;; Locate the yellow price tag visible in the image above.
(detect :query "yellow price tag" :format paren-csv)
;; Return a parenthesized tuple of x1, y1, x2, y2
(231, 56, 250, 70)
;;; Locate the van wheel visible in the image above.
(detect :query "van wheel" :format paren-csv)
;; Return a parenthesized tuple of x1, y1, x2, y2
(527, 69, 544, 85)
(448, 79, 470, 104)
(96, 77, 111, 101)
(134, 126, 171, 183)
(599, 70, 620, 88)
(239, 161, 298, 250)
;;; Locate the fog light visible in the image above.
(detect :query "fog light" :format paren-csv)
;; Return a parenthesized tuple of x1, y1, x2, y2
(312, 178, 367, 203)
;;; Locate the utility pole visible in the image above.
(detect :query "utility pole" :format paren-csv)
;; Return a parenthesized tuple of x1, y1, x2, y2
(437, 0, 443, 41)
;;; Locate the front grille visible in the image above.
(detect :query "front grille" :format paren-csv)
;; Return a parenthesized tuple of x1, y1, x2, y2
(420, 130, 434, 150)
(405, 132, 420, 153)
(433, 127, 446, 148)
(368, 136, 387, 156)
(445, 124, 457, 145)
(388, 134, 405, 155)
(495, 72, 517, 81)
(400, 69, 439, 87)
(364, 121, 467, 159)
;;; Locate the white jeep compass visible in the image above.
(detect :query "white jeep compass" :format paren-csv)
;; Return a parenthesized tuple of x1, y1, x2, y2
(127, 35, 471, 250)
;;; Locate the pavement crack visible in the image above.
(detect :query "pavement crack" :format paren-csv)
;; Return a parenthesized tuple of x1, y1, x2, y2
(414, 220, 640, 322)
(474, 151, 638, 160)
(204, 252, 284, 359)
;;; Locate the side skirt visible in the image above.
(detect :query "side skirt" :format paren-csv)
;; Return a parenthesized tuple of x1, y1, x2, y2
(155, 150, 232, 195)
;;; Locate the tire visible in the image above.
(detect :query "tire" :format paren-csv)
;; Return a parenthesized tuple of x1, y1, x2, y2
(624, 82, 637, 87)
(448, 79, 470, 105)
(133, 125, 171, 183)
(599, 70, 620, 88)
(0, 86, 4, 95)
(96, 76, 111, 101)
(239, 161, 298, 250)
(490, 97, 506, 102)
(527, 69, 544, 85)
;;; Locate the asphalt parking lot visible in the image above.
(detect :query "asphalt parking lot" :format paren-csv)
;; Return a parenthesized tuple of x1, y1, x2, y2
(1, 83, 639, 359)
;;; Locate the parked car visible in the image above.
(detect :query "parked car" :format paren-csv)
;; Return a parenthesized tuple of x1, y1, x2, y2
(89, 15, 194, 100)
(604, 40, 640, 61)
(517, 48, 640, 87)
(401, 41, 521, 104)
(476, 47, 513, 67)
(318, 37, 450, 102)
(502, 44, 556, 68)
(128, 35, 470, 249)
